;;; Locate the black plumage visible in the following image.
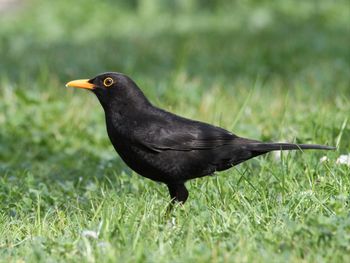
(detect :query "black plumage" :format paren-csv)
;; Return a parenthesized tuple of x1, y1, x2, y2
(66, 72, 335, 204)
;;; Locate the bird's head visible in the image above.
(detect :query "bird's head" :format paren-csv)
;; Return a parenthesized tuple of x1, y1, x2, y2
(66, 72, 149, 110)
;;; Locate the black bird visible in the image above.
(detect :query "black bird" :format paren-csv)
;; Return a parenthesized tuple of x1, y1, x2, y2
(66, 72, 335, 204)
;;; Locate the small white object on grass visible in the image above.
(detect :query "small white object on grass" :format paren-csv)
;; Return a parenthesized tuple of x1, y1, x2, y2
(272, 150, 282, 161)
(336, 154, 350, 166)
(82, 230, 99, 239)
(320, 156, 329, 163)
(82, 221, 103, 239)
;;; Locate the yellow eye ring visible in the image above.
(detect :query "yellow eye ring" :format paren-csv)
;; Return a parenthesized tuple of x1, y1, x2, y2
(103, 77, 114, 87)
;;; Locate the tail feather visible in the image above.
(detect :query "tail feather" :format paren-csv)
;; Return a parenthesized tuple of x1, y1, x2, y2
(218, 139, 336, 169)
(246, 142, 336, 152)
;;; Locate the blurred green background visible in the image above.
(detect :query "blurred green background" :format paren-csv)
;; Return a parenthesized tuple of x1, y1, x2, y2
(0, 0, 349, 262)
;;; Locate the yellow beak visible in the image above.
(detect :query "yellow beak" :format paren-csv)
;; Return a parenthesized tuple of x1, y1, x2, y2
(65, 79, 95, 90)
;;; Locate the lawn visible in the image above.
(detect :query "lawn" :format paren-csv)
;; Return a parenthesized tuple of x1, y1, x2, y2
(0, 0, 350, 262)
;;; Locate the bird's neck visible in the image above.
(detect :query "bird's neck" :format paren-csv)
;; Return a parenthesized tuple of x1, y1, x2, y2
(102, 94, 153, 138)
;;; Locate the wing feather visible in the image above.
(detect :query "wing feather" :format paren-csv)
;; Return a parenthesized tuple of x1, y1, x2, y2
(138, 123, 238, 152)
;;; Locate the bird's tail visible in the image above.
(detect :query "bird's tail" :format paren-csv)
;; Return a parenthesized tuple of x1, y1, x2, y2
(245, 142, 336, 152)
(218, 139, 336, 169)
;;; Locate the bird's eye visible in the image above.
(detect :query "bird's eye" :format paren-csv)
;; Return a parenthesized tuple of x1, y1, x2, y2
(103, 77, 114, 87)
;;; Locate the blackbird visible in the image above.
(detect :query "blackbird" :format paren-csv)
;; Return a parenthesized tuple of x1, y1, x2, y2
(66, 72, 335, 204)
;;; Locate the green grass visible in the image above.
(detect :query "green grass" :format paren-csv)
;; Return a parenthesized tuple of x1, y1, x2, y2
(0, 0, 350, 262)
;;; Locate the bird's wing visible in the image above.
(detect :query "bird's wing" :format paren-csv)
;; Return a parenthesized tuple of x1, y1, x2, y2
(136, 119, 239, 152)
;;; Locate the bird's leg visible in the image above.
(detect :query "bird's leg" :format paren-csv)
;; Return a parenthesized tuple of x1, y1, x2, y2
(165, 183, 189, 214)
(167, 183, 189, 204)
